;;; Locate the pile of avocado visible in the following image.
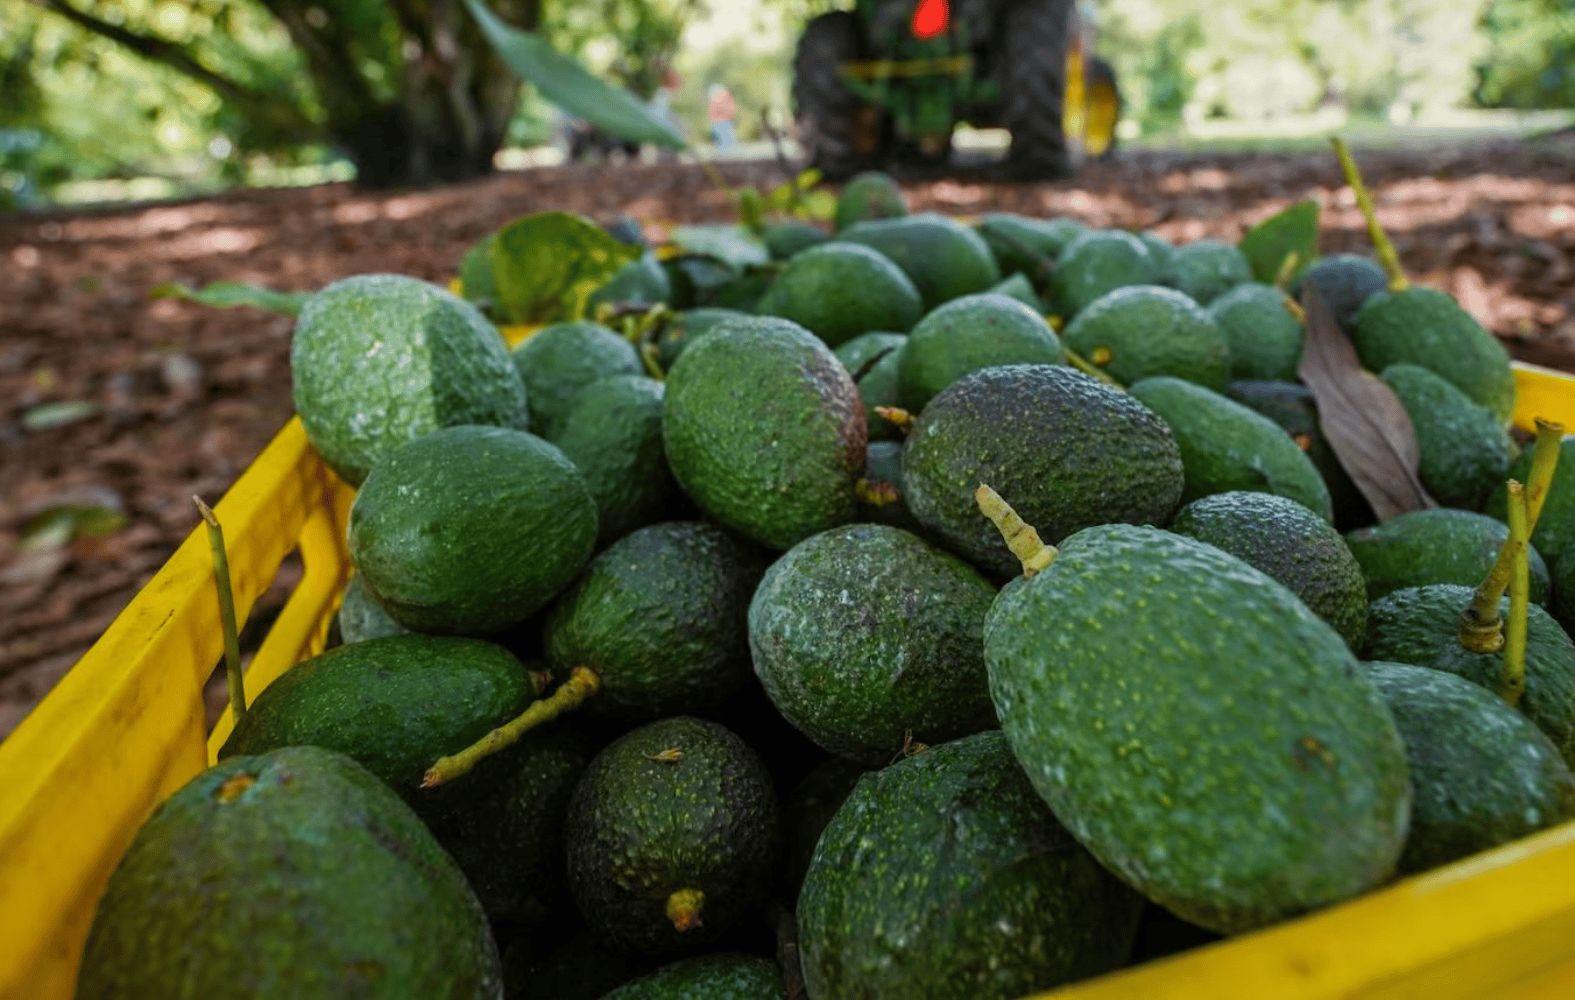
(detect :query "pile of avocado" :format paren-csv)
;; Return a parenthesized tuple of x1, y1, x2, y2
(78, 168, 1575, 1000)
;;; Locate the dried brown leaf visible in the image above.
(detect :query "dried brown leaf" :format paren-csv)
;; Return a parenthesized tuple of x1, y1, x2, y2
(1296, 287, 1437, 521)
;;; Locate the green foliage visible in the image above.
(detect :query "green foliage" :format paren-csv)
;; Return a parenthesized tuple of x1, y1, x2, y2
(150, 281, 312, 316)
(490, 212, 645, 324)
(1474, 0, 1575, 109)
(1238, 198, 1321, 285)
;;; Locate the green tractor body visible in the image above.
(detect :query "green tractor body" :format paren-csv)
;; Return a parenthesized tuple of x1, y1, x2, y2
(794, 0, 1120, 179)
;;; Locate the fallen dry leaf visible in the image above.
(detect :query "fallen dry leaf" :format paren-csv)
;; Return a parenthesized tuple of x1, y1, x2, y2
(1296, 286, 1438, 520)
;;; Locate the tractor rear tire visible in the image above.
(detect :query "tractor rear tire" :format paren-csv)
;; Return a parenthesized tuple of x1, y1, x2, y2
(794, 11, 885, 181)
(1001, 0, 1079, 180)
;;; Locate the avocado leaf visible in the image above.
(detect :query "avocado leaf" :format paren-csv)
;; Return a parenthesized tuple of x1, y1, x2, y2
(460, 0, 685, 149)
(669, 224, 771, 269)
(1239, 198, 1320, 286)
(150, 281, 310, 316)
(491, 212, 644, 324)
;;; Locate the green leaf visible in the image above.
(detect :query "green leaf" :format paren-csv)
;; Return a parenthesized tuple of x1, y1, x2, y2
(150, 281, 310, 316)
(669, 224, 771, 269)
(459, 0, 685, 149)
(21, 400, 100, 431)
(1239, 198, 1321, 285)
(491, 212, 644, 324)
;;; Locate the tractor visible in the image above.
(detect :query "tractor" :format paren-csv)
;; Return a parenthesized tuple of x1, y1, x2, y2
(792, 0, 1121, 179)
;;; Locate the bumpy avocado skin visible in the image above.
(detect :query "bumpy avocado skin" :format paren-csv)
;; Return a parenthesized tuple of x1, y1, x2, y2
(748, 523, 1000, 765)
(565, 717, 779, 956)
(896, 291, 1065, 411)
(291, 273, 530, 486)
(1156, 239, 1253, 305)
(1128, 376, 1333, 522)
(902, 364, 1184, 579)
(1380, 363, 1514, 511)
(430, 724, 590, 926)
(1061, 284, 1229, 391)
(662, 316, 867, 551)
(219, 634, 531, 798)
(839, 213, 1003, 311)
(551, 374, 677, 547)
(1207, 282, 1304, 382)
(1049, 229, 1159, 319)
(348, 425, 598, 634)
(1344, 509, 1550, 605)
(1363, 584, 1575, 768)
(1364, 661, 1575, 875)
(512, 320, 643, 440)
(545, 521, 766, 720)
(1170, 491, 1367, 649)
(76, 746, 502, 1000)
(1351, 285, 1516, 423)
(799, 731, 1143, 1000)
(1225, 379, 1375, 530)
(756, 241, 924, 347)
(599, 953, 788, 1000)
(984, 524, 1411, 935)
(1293, 254, 1388, 335)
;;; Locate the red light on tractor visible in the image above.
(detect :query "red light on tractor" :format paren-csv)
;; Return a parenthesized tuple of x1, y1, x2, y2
(912, 0, 949, 40)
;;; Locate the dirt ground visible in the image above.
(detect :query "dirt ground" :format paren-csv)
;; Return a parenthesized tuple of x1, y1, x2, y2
(3, 137, 1574, 741)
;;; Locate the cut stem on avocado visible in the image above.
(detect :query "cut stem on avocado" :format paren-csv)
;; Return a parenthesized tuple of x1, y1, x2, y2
(424, 666, 601, 787)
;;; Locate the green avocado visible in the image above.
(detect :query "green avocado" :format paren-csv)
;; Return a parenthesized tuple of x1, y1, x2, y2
(896, 292, 1065, 411)
(975, 213, 1085, 283)
(984, 524, 1411, 934)
(1351, 285, 1516, 423)
(1169, 491, 1368, 649)
(1061, 284, 1229, 391)
(1156, 238, 1253, 305)
(1362, 584, 1575, 768)
(1128, 376, 1334, 522)
(662, 315, 867, 550)
(458, 233, 500, 316)
(755, 241, 923, 346)
(1207, 282, 1304, 383)
(1224, 379, 1375, 530)
(903, 364, 1184, 578)
(988, 272, 1045, 312)
(544, 521, 766, 721)
(1380, 363, 1515, 511)
(1049, 229, 1158, 319)
(1291, 254, 1389, 336)
(835, 332, 905, 440)
(598, 954, 788, 1000)
(833, 171, 909, 232)
(1363, 660, 1575, 875)
(1138, 231, 1175, 269)
(748, 523, 1000, 765)
(565, 716, 779, 956)
(76, 746, 502, 1000)
(838, 213, 1003, 311)
(1344, 508, 1550, 605)
(763, 221, 831, 260)
(347, 424, 598, 634)
(219, 633, 533, 801)
(798, 731, 1144, 1000)
(551, 374, 677, 547)
(588, 252, 672, 312)
(512, 320, 643, 440)
(290, 273, 530, 486)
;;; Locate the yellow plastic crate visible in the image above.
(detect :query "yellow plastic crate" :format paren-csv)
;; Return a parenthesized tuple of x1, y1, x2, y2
(6, 362, 1575, 1000)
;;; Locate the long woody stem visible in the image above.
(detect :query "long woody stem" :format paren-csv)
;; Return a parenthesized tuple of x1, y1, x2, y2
(975, 484, 1056, 577)
(1331, 137, 1410, 293)
(1501, 482, 1531, 706)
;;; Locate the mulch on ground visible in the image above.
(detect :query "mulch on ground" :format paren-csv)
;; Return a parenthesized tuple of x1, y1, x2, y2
(3, 137, 1574, 739)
